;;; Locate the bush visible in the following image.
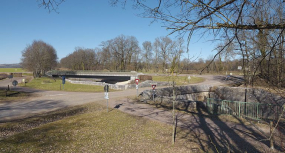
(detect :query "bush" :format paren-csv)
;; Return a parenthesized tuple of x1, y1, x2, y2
(0, 73, 8, 80)
(138, 75, 152, 81)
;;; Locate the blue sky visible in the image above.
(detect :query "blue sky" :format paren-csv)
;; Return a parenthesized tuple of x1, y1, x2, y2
(0, 0, 217, 64)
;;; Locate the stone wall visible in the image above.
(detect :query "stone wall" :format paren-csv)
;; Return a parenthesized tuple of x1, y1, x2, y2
(140, 85, 285, 105)
(11, 73, 22, 77)
(138, 85, 285, 112)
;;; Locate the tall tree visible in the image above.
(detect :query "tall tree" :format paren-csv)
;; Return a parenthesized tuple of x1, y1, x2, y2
(100, 35, 140, 71)
(142, 41, 153, 72)
(60, 47, 97, 70)
(153, 36, 176, 72)
(21, 40, 58, 77)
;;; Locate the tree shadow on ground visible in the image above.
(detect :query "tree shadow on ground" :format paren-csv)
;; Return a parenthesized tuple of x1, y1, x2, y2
(175, 103, 279, 152)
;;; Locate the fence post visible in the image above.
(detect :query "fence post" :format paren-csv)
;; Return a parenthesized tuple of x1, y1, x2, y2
(257, 104, 259, 120)
(270, 121, 274, 150)
(238, 102, 241, 118)
(221, 100, 224, 114)
(207, 98, 209, 110)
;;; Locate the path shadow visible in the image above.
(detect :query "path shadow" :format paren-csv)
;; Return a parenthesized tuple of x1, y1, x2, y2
(114, 103, 123, 109)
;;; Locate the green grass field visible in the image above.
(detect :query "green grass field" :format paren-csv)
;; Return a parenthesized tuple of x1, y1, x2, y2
(0, 102, 205, 152)
(152, 75, 205, 85)
(0, 68, 26, 73)
(20, 77, 115, 92)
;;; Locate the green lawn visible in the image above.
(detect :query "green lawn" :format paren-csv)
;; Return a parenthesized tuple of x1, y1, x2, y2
(0, 103, 205, 153)
(152, 75, 205, 85)
(19, 77, 115, 92)
(0, 68, 26, 73)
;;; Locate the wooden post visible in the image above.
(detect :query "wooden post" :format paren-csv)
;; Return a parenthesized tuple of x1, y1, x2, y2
(270, 121, 274, 150)
(172, 81, 176, 145)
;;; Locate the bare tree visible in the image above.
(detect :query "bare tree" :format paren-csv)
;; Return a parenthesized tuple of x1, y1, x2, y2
(21, 40, 58, 77)
(38, 0, 65, 12)
(153, 36, 176, 72)
(100, 35, 140, 71)
(60, 47, 97, 70)
(142, 41, 153, 72)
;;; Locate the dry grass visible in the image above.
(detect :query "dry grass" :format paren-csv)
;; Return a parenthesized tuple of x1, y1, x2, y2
(0, 102, 206, 153)
(19, 77, 116, 92)
(152, 75, 205, 85)
(0, 89, 31, 102)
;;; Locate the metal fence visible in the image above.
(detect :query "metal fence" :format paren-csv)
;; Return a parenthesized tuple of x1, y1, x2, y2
(206, 98, 284, 120)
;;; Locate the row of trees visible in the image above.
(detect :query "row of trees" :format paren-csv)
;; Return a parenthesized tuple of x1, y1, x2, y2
(59, 35, 185, 72)
(21, 33, 285, 87)
(59, 34, 245, 74)
(60, 48, 97, 71)
(21, 37, 242, 78)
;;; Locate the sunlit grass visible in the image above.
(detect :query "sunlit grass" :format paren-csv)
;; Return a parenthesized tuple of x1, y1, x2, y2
(19, 77, 115, 92)
(0, 68, 26, 73)
(152, 75, 205, 85)
(0, 103, 203, 152)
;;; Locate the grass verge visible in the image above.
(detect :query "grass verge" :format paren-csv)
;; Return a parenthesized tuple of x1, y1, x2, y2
(0, 102, 205, 153)
(0, 89, 31, 102)
(152, 75, 205, 85)
(19, 77, 115, 92)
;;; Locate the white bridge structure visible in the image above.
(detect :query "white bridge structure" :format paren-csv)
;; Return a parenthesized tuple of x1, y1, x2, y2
(46, 70, 139, 84)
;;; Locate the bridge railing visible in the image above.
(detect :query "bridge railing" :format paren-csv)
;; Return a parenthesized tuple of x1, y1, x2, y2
(206, 98, 284, 120)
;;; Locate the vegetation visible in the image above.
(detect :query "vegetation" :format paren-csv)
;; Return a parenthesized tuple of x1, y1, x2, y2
(152, 75, 205, 85)
(0, 103, 204, 153)
(21, 40, 58, 78)
(0, 89, 31, 102)
(19, 77, 113, 92)
(0, 68, 26, 73)
(59, 35, 185, 73)
(110, 0, 285, 89)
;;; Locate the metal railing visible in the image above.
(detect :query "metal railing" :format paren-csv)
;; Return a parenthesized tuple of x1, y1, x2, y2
(207, 98, 284, 120)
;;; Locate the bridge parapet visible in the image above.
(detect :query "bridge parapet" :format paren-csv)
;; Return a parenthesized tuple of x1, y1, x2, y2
(47, 70, 139, 79)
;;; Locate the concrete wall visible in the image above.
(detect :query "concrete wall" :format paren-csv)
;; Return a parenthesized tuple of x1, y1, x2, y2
(66, 79, 170, 90)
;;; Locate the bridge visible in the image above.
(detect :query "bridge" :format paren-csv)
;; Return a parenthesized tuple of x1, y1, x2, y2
(46, 70, 139, 84)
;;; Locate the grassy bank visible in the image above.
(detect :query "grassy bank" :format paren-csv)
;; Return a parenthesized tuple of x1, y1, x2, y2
(19, 77, 114, 92)
(0, 89, 31, 102)
(0, 103, 204, 153)
(152, 75, 205, 85)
